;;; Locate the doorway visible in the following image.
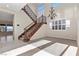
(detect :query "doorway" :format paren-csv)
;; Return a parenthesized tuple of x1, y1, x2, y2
(0, 11, 14, 43)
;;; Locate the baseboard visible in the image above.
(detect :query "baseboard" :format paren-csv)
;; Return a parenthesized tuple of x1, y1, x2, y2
(44, 36, 76, 41)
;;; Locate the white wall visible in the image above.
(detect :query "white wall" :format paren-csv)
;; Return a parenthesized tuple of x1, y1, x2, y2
(44, 4, 77, 40)
(14, 11, 33, 40)
(31, 24, 46, 40)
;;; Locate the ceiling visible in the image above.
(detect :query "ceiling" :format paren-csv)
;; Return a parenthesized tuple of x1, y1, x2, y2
(0, 3, 26, 12)
(0, 11, 14, 21)
(0, 3, 26, 23)
(0, 3, 78, 12)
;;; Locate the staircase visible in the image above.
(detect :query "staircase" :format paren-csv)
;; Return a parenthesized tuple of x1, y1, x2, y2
(18, 4, 47, 42)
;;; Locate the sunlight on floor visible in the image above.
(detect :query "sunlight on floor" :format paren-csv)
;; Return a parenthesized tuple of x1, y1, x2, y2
(0, 39, 78, 56)
(0, 40, 51, 56)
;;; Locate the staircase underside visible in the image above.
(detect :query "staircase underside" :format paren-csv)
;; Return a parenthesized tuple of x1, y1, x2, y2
(18, 23, 43, 42)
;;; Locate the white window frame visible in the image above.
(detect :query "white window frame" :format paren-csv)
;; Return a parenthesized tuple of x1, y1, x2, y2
(50, 19, 70, 31)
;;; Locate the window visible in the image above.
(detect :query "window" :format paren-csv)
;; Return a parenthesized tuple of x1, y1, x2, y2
(49, 19, 70, 30)
(0, 24, 13, 32)
(7, 26, 13, 32)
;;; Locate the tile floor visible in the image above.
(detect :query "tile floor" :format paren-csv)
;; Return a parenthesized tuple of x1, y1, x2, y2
(0, 36, 78, 56)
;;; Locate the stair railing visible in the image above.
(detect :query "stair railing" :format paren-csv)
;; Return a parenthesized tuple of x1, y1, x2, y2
(22, 4, 37, 22)
(24, 22, 35, 31)
(37, 15, 47, 23)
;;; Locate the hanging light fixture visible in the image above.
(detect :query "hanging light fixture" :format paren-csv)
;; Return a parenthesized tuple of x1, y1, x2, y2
(48, 7, 57, 20)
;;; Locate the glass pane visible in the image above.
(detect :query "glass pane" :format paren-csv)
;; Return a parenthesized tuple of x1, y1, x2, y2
(52, 26, 54, 30)
(59, 25, 61, 30)
(59, 20, 61, 24)
(55, 21, 57, 25)
(7, 26, 13, 32)
(49, 22, 52, 29)
(55, 25, 57, 30)
(0, 24, 13, 32)
(62, 25, 66, 30)
(0, 24, 6, 32)
(66, 20, 70, 27)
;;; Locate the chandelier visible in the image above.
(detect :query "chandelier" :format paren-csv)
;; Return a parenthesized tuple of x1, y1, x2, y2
(48, 7, 57, 19)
